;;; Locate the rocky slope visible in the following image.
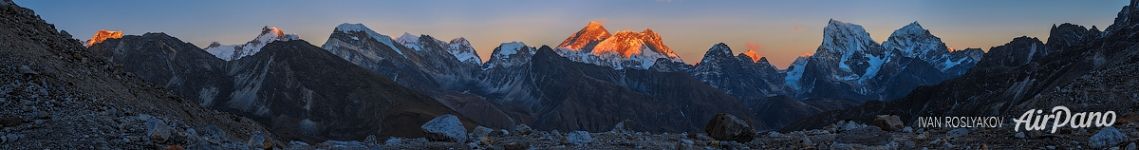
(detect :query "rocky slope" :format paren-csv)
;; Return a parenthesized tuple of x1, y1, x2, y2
(321, 23, 514, 129)
(0, 1, 274, 149)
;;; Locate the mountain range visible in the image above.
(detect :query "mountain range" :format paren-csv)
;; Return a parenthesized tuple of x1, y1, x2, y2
(6, 0, 1139, 148)
(79, 15, 994, 140)
(785, 8, 1129, 132)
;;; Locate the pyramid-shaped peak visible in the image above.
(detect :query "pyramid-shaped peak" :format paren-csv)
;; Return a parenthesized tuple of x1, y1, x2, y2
(890, 21, 932, 37)
(707, 43, 733, 57)
(558, 21, 613, 50)
(586, 21, 605, 28)
(900, 22, 926, 31)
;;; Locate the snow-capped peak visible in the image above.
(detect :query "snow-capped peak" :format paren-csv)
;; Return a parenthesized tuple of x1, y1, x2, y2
(330, 23, 405, 58)
(255, 26, 300, 42)
(204, 26, 299, 61)
(891, 22, 928, 37)
(821, 19, 877, 54)
(447, 37, 482, 65)
(484, 41, 532, 69)
(553, 21, 685, 70)
(492, 41, 528, 58)
(396, 32, 423, 51)
(883, 21, 955, 71)
(558, 21, 611, 51)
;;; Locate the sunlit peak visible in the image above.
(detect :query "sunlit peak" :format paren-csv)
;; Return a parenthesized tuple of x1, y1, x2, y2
(743, 42, 762, 62)
(85, 29, 123, 47)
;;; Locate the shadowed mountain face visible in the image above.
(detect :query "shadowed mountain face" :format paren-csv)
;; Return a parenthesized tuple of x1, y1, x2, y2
(88, 33, 233, 107)
(321, 24, 515, 129)
(691, 43, 786, 101)
(785, 4, 1137, 131)
(89, 35, 464, 142)
(479, 45, 760, 132)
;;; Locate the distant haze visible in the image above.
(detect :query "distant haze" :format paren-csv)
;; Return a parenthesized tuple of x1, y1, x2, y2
(19, 0, 1126, 69)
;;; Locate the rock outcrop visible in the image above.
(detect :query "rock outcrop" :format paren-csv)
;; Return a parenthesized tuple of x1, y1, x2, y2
(420, 114, 468, 142)
(704, 113, 756, 142)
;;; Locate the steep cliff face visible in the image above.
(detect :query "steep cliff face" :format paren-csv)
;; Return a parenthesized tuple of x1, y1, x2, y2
(792, 20, 978, 102)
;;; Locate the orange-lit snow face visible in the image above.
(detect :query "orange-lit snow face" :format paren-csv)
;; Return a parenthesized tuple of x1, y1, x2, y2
(266, 26, 285, 37)
(86, 30, 123, 47)
(592, 31, 646, 58)
(743, 42, 762, 62)
(559, 21, 680, 59)
(558, 21, 611, 51)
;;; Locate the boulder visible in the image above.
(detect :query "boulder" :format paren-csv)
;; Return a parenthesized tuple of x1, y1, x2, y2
(246, 131, 273, 149)
(1089, 127, 1126, 149)
(143, 116, 172, 144)
(421, 114, 467, 142)
(470, 126, 494, 144)
(511, 124, 533, 136)
(871, 115, 904, 131)
(566, 131, 592, 146)
(703, 113, 756, 142)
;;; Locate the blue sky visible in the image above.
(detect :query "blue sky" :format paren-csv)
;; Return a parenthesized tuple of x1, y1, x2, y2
(18, 0, 1128, 68)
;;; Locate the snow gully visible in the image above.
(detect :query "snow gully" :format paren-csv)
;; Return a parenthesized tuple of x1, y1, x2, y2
(1012, 106, 1117, 133)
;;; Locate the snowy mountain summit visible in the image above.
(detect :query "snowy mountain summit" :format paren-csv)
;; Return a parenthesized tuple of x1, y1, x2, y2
(555, 21, 684, 70)
(204, 26, 300, 61)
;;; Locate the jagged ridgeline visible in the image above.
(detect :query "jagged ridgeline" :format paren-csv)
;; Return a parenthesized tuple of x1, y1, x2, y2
(7, 0, 1139, 148)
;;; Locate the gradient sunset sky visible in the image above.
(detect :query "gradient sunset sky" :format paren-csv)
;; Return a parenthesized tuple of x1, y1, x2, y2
(19, 0, 1127, 68)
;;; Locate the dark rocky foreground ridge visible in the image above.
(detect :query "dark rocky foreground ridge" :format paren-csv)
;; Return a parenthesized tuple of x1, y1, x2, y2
(0, 1, 278, 149)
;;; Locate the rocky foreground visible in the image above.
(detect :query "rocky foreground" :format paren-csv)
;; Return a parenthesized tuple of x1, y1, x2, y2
(275, 113, 1138, 150)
